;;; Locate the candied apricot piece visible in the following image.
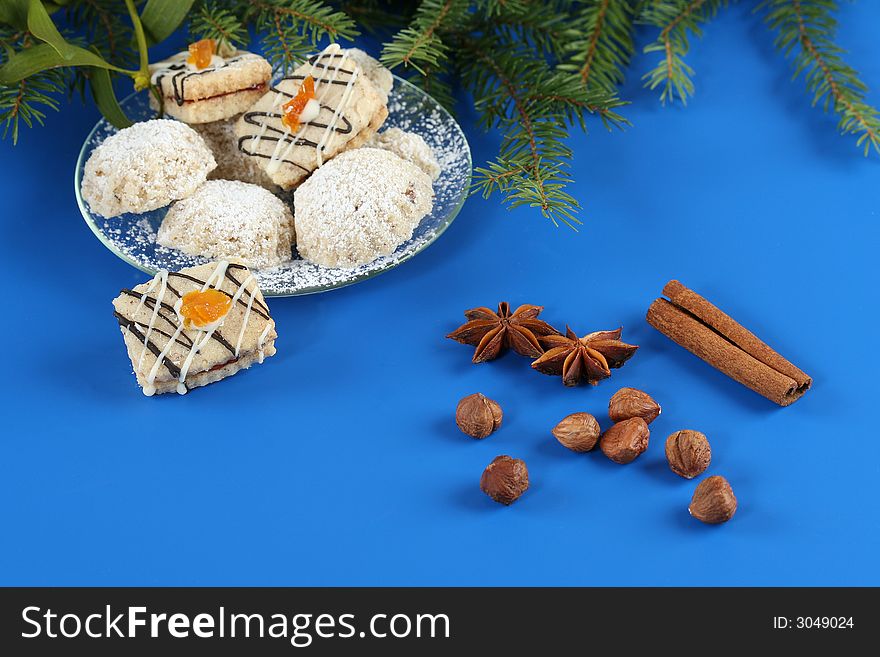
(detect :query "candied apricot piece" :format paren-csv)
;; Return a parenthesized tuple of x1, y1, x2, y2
(178, 289, 232, 330)
(281, 76, 316, 131)
(187, 39, 216, 69)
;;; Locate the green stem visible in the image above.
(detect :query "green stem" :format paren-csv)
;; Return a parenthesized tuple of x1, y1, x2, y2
(124, 0, 151, 90)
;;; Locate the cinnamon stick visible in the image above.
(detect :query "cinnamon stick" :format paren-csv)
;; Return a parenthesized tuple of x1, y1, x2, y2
(646, 280, 811, 406)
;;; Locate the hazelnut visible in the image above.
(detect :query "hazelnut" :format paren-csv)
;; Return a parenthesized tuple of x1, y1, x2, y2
(599, 417, 650, 464)
(665, 430, 711, 479)
(608, 387, 661, 424)
(456, 393, 502, 438)
(480, 455, 529, 505)
(552, 412, 601, 452)
(689, 476, 737, 524)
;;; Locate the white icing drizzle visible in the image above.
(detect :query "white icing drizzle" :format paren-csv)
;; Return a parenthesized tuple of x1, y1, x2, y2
(149, 52, 226, 86)
(177, 270, 257, 394)
(233, 276, 259, 357)
(258, 324, 273, 364)
(265, 44, 359, 174)
(265, 45, 339, 174)
(174, 261, 233, 394)
(135, 269, 168, 373)
(201, 259, 232, 292)
(144, 323, 184, 397)
(143, 260, 228, 396)
(133, 272, 158, 317)
(131, 261, 272, 396)
(251, 45, 335, 158)
(315, 62, 359, 166)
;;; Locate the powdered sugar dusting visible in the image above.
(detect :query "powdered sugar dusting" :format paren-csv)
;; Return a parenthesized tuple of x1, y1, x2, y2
(157, 180, 294, 269)
(80, 119, 215, 218)
(295, 149, 433, 268)
(75, 75, 471, 296)
(366, 127, 441, 180)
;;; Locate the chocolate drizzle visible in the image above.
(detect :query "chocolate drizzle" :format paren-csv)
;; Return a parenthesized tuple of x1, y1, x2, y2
(114, 311, 182, 379)
(152, 55, 246, 106)
(118, 289, 236, 355)
(117, 291, 194, 348)
(114, 265, 271, 385)
(224, 265, 270, 317)
(238, 50, 357, 167)
(307, 50, 355, 69)
(168, 268, 270, 321)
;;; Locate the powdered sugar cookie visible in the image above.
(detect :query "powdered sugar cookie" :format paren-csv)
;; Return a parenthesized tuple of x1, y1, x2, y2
(149, 41, 272, 124)
(366, 128, 440, 180)
(157, 180, 295, 269)
(236, 44, 389, 190)
(81, 119, 216, 218)
(294, 148, 433, 268)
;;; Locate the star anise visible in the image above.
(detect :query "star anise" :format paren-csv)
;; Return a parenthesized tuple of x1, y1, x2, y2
(447, 302, 561, 363)
(531, 327, 638, 386)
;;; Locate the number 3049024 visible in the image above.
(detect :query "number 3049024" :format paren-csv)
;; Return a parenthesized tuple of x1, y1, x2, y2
(796, 617, 854, 629)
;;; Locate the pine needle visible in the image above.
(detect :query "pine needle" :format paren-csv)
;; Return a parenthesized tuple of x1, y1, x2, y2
(379, 0, 470, 74)
(560, 0, 636, 93)
(641, 0, 727, 105)
(461, 31, 626, 229)
(760, 0, 880, 155)
(0, 70, 64, 145)
(246, 0, 359, 72)
(190, 1, 249, 48)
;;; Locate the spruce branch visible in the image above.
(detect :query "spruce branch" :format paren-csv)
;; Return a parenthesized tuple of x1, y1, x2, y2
(641, 0, 727, 104)
(247, 0, 359, 72)
(760, 0, 880, 155)
(1, 0, 877, 222)
(523, 81, 630, 133)
(331, 0, 414, 33)
(190, 1, 249, 48)
(0, 69, 64, 145)
(380, 0, 470, 75)
(485, 0, 573, 62)
(559, 0, 636, 92)
(461, 33, 618, 228)
(478, 0, 531, 15)
(0, 27, 66, 144)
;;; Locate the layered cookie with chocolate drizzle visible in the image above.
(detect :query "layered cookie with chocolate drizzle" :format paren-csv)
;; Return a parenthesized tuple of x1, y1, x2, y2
(112, 261, 277, 396)
(235, 43, 389, 190)
(149, 41, 272, 124)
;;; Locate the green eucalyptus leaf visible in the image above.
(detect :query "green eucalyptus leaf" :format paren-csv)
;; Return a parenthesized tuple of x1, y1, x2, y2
(140, 0, 197, 45)
(88, 67, 132, 129)
(0, 42, 124, 84)
(26, 0, 70, 59)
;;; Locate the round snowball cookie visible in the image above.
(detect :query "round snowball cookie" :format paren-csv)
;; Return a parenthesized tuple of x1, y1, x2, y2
(157, 180, 295, 270)
(81, 119, 216, 218)
(366, 128, 440, 181)
(294, 148, 433, 268)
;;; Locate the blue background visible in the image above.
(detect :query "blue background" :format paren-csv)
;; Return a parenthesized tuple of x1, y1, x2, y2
(1, 3, 878, 586)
